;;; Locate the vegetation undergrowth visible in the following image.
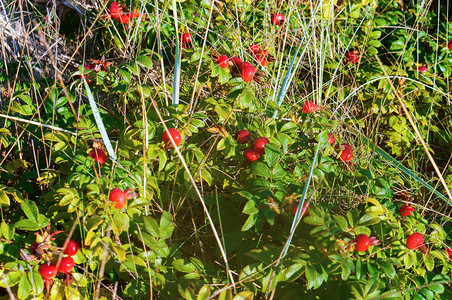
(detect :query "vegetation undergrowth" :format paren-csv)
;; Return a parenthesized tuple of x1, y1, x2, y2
(0, 0, 451, 299)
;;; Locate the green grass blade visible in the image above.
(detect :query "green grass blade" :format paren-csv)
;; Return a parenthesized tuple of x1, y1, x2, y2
(272, 4, 321, 119)
(171, 0, 181, 107)
(358, 132, 451, 205)
(83, 79, 117, 161)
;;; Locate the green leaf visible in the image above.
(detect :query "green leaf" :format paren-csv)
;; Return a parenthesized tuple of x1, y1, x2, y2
(196, 285, 211, 300)
(14, 220, 40, 231)
(21, 199, 38, 222)
(159, 211, 175, 239)
(303, 215, 324, 225)
(17, 274, 31, 300)
(242, 200, 258, 215)
(172, 259, 196, 273)
(341, 259, 354, 280)
(28, 269, 43, 295)
(86, 215, 104, 232)
(250, 162, 271, 178)
(305, 265, 322, 290)
(1, 221, 14, 240)
(271, 164, 287, 180)
(136, 55, 153, 69)
(232, 291, 254, 300)
(424, 255, 434, 271)
(332, 215, 348, 231)
(143, 216, 160, 238)
(264, 144, 281, 169)
(358, 213, 381, 226)
(0, 190, 10, 206)
(280, 122, 298, 134)
(218, 289, 233, 300)
(378, 260, 395, 279)
(241, 214, 257, 231)
(354, 226, 371, 236)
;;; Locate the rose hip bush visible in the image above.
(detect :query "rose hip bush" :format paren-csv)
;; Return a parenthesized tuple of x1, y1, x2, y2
(0, 0, 451, 299)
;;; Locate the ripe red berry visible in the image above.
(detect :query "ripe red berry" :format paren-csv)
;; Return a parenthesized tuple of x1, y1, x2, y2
(244, 149, 259, 162)
(327, 133, 335, 146)
(238, 61, 253, 71)
(64, 239, 81, 256)
(58, 257, 75, 273)
(39, 263, 57, 280)
(230, 56, 242, 66)
(302, 100, 319, 113)
(162, 128, 182, 147)
(270, 12, 284, 26)
(399, 204, 415, 217)
(256, 53, 268, 66)
(339, 144, 353, 162)
(355, 234, 370, 252)
(89, 148, 107, 165)
(217, 55, 229, 68)
(448, 40, 452, 50)
(129, 9, 140, 19)
(253, 137, 270, 155)
(292, 201, 309, 217)
(417, 66, 428, 73)
(345, 50, 360, 64)
(406, 233, 424, 250)
(237, 129, 251, 144)
(109, 188, 126, 209)
(109, 2, 121, 19)
(119, 13, 129, 24)
(241, 66, 256, 82)
(181, 32, 192, 44)
(249, 45, 261, 54)
(446, 248, 452, 260)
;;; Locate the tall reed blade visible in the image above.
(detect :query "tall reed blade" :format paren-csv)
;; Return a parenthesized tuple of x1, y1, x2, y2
(172, 0, 181, 107)
(359, 132, 451, 205)
(83, 79, 117, 161)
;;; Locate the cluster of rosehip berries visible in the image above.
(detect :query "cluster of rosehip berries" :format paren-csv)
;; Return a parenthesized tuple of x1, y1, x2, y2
(211, 44, 273, 83)
(37, 238, 81, 292)
(236, 129, 269, 162)
(109, 2, 141, 25)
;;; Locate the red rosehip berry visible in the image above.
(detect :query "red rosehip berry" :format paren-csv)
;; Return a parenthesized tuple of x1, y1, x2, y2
(39, 263, 57, 280)
(339, 143, 353, 162)
(217, 55, 229, 69)
(89, 148, 107, 165)
(241, 66, 256, 82)
(238, 61, 253, 71)
(119, 13, 129, 24)
(64, 239, 81, 256)
(302, 100, 319, 113)
(162, 128, 182, 148)
(417, 66, 428, 73)
(182, 32, 192, 43)
(58, 257, 75, 273)
(448, 40, 452, 50)
(109, 188, 126, 209)
(345, 50, 360, 64)
(253, 137, 270, 155)
(270, 12, 284, 26)
(244, 149, 260, 162)
(230, 56, 242, 66)
(355, 234, 370, 252)
(292, 201, 309, 217)
(406, 233, 424, 250)
(399, 204, 415, 217)
(327, 133, 335, 146)
(446, 248, 452, 260)
(109, 2, 121, 19)
(237, 129, 251, 144)
(249, 45, 261, 54)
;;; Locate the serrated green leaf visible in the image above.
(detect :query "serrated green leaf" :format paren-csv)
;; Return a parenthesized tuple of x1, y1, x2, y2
(17, 274, 31, 300)
(196, 285, 211, 300)
(143, 216, 160, 238)
(159, 211, 175, 239)
(264, 144, 281, 169)
(14, 220, 40, 231)
(172, 259, 196, 273)
(21, 199, 38, 222)
(250, 162, 271, 178)
(358, 212, 381, 226)
(1, 221, 14, 240)
(332, 215, 348, 231)
(303, 215, 324, 225)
